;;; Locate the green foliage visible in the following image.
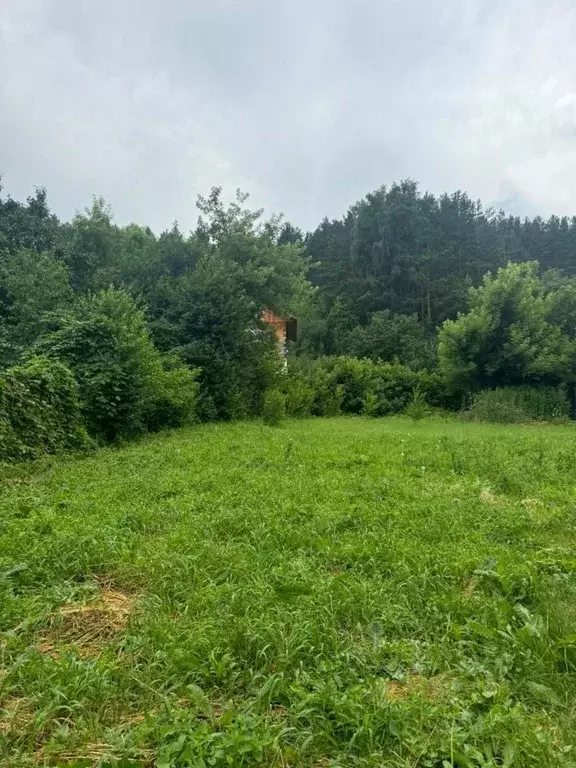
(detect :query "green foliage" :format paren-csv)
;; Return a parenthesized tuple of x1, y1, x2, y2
(439, 262, 576, 392)
(365, 362, 420, 416)
(306, 178, 576, 337)
(361, 388, 378, 417)
(262, 389, 286, 426)
(0, 249, 73, 364)
(466, 386, 571, 424)
(156, 712, 276, 767)
(2, 419, 576, 765)
(0, 185, 307, 439)
(0, 356, 89, 461)
(0, 184, 62, 254)
(344, 309, 436, 370)
(36, 288, 198, 441)
(142, 190, 309, 421)
(63, 197, 119, 291)
(403, 386, 430, 420)
(7, 178, 576, 466)
(319, 383, 344, 416)
(282, 373, 315, 417)
(324, 296, 358, 355)
(150, 255, 282, 421)
(141, 354, 200, 432)
(288, 357, 445, 418)
(196, 187, 312, 316)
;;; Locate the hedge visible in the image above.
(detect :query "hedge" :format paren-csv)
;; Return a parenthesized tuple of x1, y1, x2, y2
(0, 356, 90, 461)
(282, 357, 460, 417)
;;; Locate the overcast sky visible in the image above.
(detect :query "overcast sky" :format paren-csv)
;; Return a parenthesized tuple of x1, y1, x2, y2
(2, 0, 576, 232)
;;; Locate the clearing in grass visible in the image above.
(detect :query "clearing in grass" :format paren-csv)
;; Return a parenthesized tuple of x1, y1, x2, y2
(1, 417, 576, 767)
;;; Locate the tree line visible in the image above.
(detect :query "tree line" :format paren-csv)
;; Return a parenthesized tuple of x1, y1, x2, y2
(2, 175, 576, 458)
(300, 179, 576, 366)
(0, 183, 310, 447)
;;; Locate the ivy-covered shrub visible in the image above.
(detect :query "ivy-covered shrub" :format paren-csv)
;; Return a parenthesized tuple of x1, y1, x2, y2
(36, 288, 199, 441)
(0, 356, 89, 461)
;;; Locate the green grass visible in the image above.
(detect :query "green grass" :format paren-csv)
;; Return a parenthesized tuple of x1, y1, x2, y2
(2, 417, 576, 767)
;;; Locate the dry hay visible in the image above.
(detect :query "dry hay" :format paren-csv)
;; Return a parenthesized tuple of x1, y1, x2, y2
(34, 741, 154, 768)
(40, 743, 154, 767)
(383, 674, 451, 702)
(0, 696, 36, 737)
(39, 586, 136, 659)
(479, 488, 505, 507)
(462, 574, 480, 599)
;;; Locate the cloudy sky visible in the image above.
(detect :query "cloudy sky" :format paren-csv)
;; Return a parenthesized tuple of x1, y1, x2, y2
(1, 0, 576, 232)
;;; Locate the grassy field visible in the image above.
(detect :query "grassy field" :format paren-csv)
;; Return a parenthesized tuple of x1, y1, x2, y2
(2, 417, 576, 767)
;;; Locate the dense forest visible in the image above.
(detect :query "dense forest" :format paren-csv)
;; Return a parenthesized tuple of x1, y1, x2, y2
(299, 179, 576, 359)
(2, 176, 576, 458)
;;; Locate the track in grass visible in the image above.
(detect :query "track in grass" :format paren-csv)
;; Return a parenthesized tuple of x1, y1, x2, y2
(1, 417, 576, 767)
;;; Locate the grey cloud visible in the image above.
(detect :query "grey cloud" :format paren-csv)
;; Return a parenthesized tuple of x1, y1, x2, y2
(1, 0, 576, 233)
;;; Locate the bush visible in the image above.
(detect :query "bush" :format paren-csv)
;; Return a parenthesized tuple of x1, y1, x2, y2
(36, 287, 199, 440)
(466, 387, 571, 424)
(403, 387, 430, 421)
(369, 362, 419, 415)
(343, 309, 436, 370)
(319, 384, 344, 416)
(142, 355, 200, 431)
(0, 356, 90, 461)
(439, 262, 574, 392)
(288, 357, 442, 418)
(196, 392, 219, 423)
(283, 374, 315, 417)
(321, 357, 374, 414)
(361, 389, 378, 416)
(262, 389, 286, 426)
(418, 370, 463, 411)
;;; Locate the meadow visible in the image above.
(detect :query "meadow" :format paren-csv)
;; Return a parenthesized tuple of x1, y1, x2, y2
(1, 417, 576, 767)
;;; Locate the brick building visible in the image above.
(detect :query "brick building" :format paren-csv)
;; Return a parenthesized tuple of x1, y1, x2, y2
(260, 308, 297, 357)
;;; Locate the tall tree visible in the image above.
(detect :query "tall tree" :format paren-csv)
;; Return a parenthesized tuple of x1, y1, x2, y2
(438, 262, 575, 391)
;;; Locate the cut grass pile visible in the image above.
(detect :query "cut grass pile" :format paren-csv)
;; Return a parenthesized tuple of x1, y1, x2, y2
(1, 417, 576, 767)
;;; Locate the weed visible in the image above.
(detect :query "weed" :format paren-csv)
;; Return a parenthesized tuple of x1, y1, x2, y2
(262, 390, 286, 426)
(403, 386, 430, 421)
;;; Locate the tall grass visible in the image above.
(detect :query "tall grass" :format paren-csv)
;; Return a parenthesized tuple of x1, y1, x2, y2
(1, 417, 576, 766)
(465, 386, 571, 424)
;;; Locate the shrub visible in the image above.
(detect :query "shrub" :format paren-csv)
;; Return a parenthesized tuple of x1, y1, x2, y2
(142, 355, 200, 431)
(361, 389, 378, 417)
(418, 370, 463, 411)
(403, 387, 430, 421)
(369, 362, 419, 416)
(196, 392, 219, 423)
(319, 384, 344, 416)
(283, 374, 315, 417)
(36, 287, 199, 440)
(519, 386, 571, 420)
(439, 262, 574, 392)
(343, 309, 436, 370)
(262, 389, 286, 426)
(466, 387, 571, 424)
(0, 356, 90, 461)
(287, 357, 445, 419)
(226, 387, 252, 421)
(323, 357, 374, 414)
